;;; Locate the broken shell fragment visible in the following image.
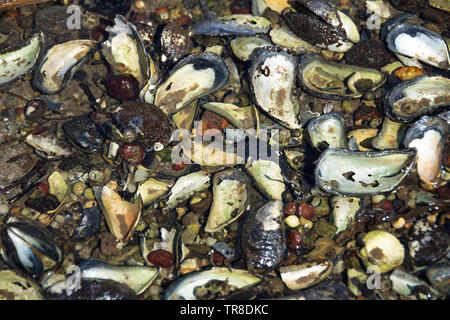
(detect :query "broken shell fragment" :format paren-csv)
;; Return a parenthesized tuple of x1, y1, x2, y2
(245, 156, 286, 201)
(315, 148, 416, 196)
(390, 268, 442, 299)
(205, 169, 250, 233)
(403, 116, 449, 188)
(135, 178, 170, 206)
(194, 14, 271, 36)
(307, 113, 347, 150)
(269, 25, 320, 54)
(25, 132, 73, 159)
(163, 171, 210, 214)
(385, 75, 450, 123)
(78, 260, 158, 295)
(279, 260, 333, 291)
(298, 53, 386, 100)
(164, 267, 262, 300)
(331, 196, 361, 234)
(249, 47, 301, 129)
(386, 23, 450, 70)
(359, 230, 405, 274)
(371, 117, 405, 150)
(347, 128, 378, 151)
(229, 36, 273, 61)
(154, 52, 230, 115)
(201, 102, 254, 130)
(0, 33, 42, 88)
(34, 39, 98, 94)
(62, 117, 105, 154)
(101, 15, 149, 87)
(240, 200, 286, 269)
(93, 186, 142, 241)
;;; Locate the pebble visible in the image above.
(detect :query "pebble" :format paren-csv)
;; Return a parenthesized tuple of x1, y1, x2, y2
(54, 215, 65, 225)
(72, 181, 87, 196)
(0, 203, 9, 215)
(285, 215, 300, 228)
(392, 217, 405, 229)
(83, 188, 95, 200)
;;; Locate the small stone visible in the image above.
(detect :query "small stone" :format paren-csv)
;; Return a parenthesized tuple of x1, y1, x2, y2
(392, 217, 405, 229)
(84, 200, 97, 209)
(21, 208, 31, 217)
(181, 228, 197, 244)
(83, 188, 95, 200)
(285, 215, 300, 228)
(99, 232, 121, 256)
(0, 203, 9, 215)
(72, 181, 87, 196)
(54, 215, 65, 225)
(229, 222, 239, 232)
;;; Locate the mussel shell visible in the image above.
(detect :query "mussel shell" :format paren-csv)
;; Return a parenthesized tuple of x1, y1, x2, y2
(33, 39, 97, 94)
(101, 15, 150, 88)
(194, 14, 271, 36)
(240, 200, 286, 269)
(315, 148, 416, 196)
(205, 168, 250, 233)
(1, 219, 63, 277)
(0, 33, 42, 88)
(386, 23, 450, 70)
(164, 267, 262, 300)
(229, 36, 273, 61)
(154, 52, 230, 115)
(62, 117, 105, 153)
(283, 0, 359, 52)
(306, 113, 347, 150)
(297, 53, 386, 100)
(385, 75, 450, 123)
(249, 47, 301, 129)
(78, 259, 158, 295)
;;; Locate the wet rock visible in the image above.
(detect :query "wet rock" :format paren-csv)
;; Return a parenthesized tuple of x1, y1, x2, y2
(409, 220, 450, 265)
(25, 194, 60, 212)
(0, 270, 43, 300)
(99, 232, 121, 256)
(104, 73, 140, 102)
(390, 0, 428, 14)
(71, 206, 103, 242)
(160, 23, 192, 64)
(345, 39, 396, 69)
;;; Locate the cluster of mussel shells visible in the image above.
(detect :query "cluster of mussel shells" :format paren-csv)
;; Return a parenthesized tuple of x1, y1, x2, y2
(0, 0, 449, 300)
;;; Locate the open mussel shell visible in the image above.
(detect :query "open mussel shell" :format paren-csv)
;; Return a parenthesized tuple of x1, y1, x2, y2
(101, 15, 149, 87)
(93, 186, 142, 241)
(164, 267, 262, 300)
(33, 39, 97, 94)
(62, 117, 104, 154)
(194, 14, 272, 36)
(0, 218, 63, 278)
(78, 260, 158, 295)
(0, 33, 42, 88)
(386, 23, 450, 70)
(403, 116, 449, 188)
(315, 148, 416, 196)
(307, 113, 347, 150)
(240, 200, 286, 270)
(229, 36, 273, 61)
(154, 52, 230, 115)
(385, 75, 450, 123)
(283, 0, 360, 53)
(205, 168, 250, 233)
(249, 47, 301, 129)
(279, 260, 333, 291)
(297, 53, 386, 100)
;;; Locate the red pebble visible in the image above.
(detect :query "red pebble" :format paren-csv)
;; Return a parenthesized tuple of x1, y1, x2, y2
(286, 230, 303, 250)
(212, 251, 225, 264)
(104, 73, 140, 102)
(16, 107, 25, 115)
(296, 202, 315, 219)
(147, 249, 174, 267)
(120, 143, 145, 166)
(283, 202, 298, 216)
(173, 160, 188, 171)
(37, 183, 49, 194)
